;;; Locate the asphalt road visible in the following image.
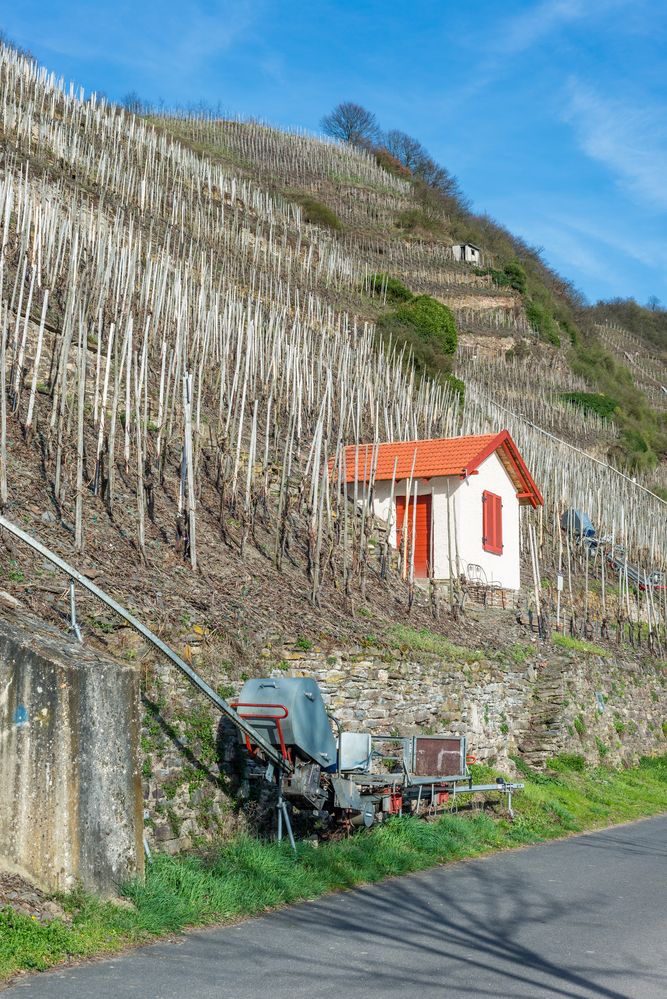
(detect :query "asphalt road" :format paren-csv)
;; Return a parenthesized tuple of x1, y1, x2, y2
(4, 816, 667, 999)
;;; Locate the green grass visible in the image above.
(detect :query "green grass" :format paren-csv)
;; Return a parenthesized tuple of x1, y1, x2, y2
(553, 634, 608, 656)
(389, 624, 482, 662)
(2, 754, 667, 983)
(508, 642, 531, 663)
(293, 196, 341, 231)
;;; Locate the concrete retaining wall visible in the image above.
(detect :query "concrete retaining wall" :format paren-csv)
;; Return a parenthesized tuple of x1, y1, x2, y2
(0, 609, 143, 894)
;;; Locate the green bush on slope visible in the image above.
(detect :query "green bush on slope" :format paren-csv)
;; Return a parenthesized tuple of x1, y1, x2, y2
(561, 392, 619, 420)
(394, 295, 458, 355)
(296, 196, 342, 230)
(368, 272, 414, 303)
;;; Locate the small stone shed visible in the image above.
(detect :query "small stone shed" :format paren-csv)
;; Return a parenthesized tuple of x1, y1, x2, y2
(452, 242, 482, 265)
(336, 430, 543, 590)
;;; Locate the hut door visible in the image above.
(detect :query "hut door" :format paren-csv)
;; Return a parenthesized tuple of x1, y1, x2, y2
(396, 494, 432, 578)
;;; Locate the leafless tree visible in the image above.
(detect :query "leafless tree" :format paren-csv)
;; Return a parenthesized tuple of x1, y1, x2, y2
(383, 128, 469, 209)
(321, 102, 379, 147)
(122, 90, 151, 115)
(384, 130, 426, 172)
(0, 29, 35, 63)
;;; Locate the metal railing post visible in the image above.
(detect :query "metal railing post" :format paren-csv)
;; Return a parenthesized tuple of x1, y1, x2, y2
(69, 579, 83, 643)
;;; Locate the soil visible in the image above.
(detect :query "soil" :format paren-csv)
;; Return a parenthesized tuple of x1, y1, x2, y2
(0, 873, 68, 924)
(0, 412, 532, 683)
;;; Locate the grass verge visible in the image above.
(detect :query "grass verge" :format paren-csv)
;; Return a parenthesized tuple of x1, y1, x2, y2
(389, 624, 482, 662)
(552, 634, 608, 656)
(2, 754, 667, 981)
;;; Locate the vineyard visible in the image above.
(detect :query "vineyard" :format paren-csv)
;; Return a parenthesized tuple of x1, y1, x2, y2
(1, 42, 667, 659)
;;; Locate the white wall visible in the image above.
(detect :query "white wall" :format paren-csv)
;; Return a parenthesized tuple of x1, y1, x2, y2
(364, 450, 521, 589)
(453, 451, 521, 590)
(452, 244, 481, 265)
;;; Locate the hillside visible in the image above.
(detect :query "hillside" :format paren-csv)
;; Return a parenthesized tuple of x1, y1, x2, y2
(0, 42, 666, 671)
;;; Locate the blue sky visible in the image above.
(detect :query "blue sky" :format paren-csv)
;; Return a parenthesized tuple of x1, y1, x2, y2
(4, 1, 666, 305)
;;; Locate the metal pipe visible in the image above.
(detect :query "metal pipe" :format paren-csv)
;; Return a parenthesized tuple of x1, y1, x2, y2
(0, 514, 292, 772)
(326, 711, 342, 775)
(281, 802, 296, 852)
(68, 579, 82, 643)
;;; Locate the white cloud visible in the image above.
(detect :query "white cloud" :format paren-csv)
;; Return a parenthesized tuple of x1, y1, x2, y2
(491, 0, 587, 56)
(451, 0, 630, 104)
(515, 218, 623, 289)
(564, 80, 667, 210)
(553, 211, 667, 271)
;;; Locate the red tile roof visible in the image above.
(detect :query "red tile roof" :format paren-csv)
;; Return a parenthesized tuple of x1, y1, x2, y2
(332, 430, 543, 508)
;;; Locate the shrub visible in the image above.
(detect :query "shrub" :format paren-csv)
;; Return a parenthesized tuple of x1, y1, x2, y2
(377, 314, 455, 383)
(620, 428, 652, 460)
(368, 272, 413, 303)
(395, 296, 458, 355)
(377, 295, 459, 392)
(561, 319, 579, 345)
(297, 196, 341, 231)
(395, 208, 442, 234)
(487, 267, 510, 287)
(569, 337, 665, 471)
(526, 299, 560, 347)
(475, 261, 526, 293)
(503, 260, 527, 293)
(374, 147, 412, 179)
(446, 372, 465, 401)
(573, 716, 586, 737)
(561, 392, 618, 420)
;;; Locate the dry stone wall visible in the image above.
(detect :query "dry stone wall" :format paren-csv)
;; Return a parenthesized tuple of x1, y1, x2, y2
(142, 637, 667, 853)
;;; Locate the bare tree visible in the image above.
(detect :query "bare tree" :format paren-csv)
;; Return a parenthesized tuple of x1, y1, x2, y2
(321, 102, 379, 147)
(384, 130, 426, 172)
(122, 90, 151, 115)
(383, 128, 469, 208)
(0, 30, 35, 63)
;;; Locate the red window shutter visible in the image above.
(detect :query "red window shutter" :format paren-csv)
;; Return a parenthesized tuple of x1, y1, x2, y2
(482, 491, 503, 555)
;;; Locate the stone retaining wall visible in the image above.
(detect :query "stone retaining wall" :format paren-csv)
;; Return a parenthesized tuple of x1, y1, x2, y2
(142, 638, 667, 853)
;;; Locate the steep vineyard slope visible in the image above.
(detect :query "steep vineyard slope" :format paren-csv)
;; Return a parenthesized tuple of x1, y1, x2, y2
(160, 114, 667, 567)
(0, 46, 462, 659)
(0, 44, 666, 675)
(163, 115, 531, 340)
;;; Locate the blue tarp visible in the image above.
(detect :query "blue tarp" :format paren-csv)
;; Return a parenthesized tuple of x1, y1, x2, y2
(560, 508, 595, 538)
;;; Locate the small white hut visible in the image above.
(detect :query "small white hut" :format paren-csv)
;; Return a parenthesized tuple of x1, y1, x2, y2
(336, 431, 543, 590)
(452, 242, 481, 265)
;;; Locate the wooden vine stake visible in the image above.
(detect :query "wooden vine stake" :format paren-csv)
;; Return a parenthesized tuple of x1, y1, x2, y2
(182, 371, 197, 570)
